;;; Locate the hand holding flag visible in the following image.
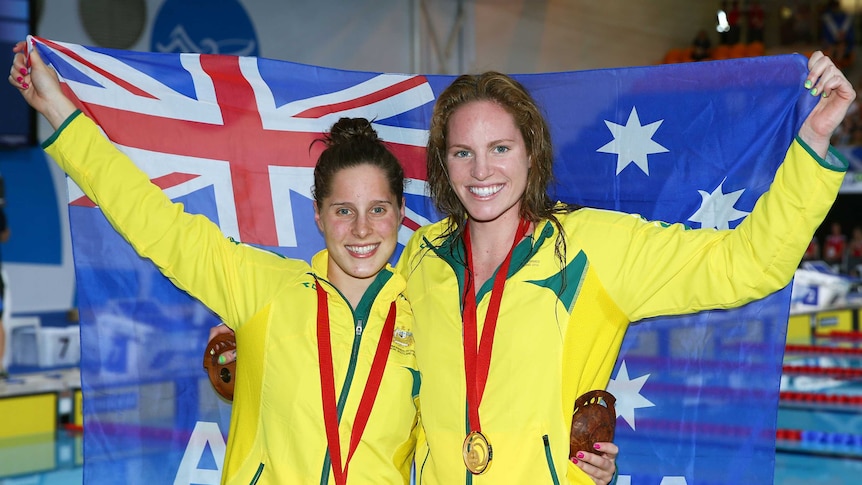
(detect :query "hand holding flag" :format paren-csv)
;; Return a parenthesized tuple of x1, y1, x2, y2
(10, 38, 76, 129)
(799, 50, 857, 154)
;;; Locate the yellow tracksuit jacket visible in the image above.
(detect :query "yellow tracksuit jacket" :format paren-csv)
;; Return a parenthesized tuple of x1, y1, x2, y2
(44, 112, 420, 484)
(397, 137, 846, 484)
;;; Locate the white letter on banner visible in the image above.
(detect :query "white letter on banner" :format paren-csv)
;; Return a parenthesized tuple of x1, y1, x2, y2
(617, 476, 688, 485)
(660, 478, 688, 485)
(173, 421, 227, 485)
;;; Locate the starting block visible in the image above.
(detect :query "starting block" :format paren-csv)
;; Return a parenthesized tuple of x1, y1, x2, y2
(10, 317, 80, 368)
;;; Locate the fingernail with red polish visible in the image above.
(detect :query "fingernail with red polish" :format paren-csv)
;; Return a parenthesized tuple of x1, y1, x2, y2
(577, 452, 584, 459)
(594, 443, 601, 450)
(21, 83, 28, 89)
(19, 68, 27, 75)
(570, 457, 578, 464)
(16, 77, 23, 83)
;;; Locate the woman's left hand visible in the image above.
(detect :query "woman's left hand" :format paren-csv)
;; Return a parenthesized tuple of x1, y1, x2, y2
(575, 441, 618, 484)
(799, 50, 857, 156)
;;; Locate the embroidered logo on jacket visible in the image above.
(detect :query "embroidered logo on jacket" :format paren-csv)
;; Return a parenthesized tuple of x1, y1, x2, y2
(391, 327, 415, 355)
(525, 250, 588, 313)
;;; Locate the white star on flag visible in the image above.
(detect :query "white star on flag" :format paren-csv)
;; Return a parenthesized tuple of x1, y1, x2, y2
(688, 178, 750, 230)
(607, 361, 655, 430)
(597, 106, 669, 175)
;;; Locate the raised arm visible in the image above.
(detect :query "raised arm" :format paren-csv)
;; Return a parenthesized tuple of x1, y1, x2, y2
(8, 39, 303, 329)
(580, 51, 855, 321)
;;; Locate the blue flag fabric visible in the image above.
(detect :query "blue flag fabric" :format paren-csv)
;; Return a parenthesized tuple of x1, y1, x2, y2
(34, 37, 816, 484)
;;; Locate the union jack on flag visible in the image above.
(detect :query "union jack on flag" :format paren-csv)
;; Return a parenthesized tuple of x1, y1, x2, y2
(34, 36, 818, 485)
(38, 36, 439, 257)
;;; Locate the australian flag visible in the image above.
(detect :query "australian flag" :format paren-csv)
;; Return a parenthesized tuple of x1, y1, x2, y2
(33, 36, 816, 485)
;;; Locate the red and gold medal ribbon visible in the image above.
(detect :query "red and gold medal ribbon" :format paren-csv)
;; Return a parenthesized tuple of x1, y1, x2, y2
(316, 280, 397, 485)
(462, 218, 530, 435)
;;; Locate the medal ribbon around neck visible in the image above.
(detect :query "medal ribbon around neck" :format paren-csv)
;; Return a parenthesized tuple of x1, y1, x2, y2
(461, 219, 530, 452)
(315, 280, 397, 485)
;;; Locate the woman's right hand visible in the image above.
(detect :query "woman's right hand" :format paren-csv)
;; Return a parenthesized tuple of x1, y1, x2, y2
(8, 39, 77, 129)
(209, 323, 237, 365)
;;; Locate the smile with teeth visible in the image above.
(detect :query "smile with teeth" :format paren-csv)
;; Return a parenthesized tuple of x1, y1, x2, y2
(346, 243, 379, 256)
(468, 184, 504, 198)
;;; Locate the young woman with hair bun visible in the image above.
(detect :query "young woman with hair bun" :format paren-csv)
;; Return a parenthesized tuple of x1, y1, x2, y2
(11, 42, 419, 485)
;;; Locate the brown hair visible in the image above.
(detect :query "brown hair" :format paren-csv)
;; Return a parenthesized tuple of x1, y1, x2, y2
(426, 72, 558, 233)
(312, 117, 404, 208)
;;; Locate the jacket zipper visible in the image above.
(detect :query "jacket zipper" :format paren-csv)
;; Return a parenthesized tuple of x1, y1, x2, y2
(249, 463, 263, 484)
(543, 434, 561, 485)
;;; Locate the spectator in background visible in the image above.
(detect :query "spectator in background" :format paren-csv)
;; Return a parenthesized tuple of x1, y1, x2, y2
(824, 221, 847, 270)
(727, 0, 742, 44)
(748, 0, 766, 43)
(803, 235, 821, 262)
(821, 0, 855, 68)
(847, 226, 862, 277)
(794, 3, 815, 44)
(0, 172, 10, 379)
(692, 29, 713, 61)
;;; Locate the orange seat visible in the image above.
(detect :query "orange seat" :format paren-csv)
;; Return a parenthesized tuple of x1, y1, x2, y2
(662, 49, 678, 64)
(746, 41, 765, 57)
(664, 48, 687, 64)
(711, 44, 730, 60)
(680, 47, 694, 62)
(729, 43, 748, 58)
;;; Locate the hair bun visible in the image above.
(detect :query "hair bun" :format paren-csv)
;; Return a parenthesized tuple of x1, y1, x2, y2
(327, 117, 380, 147)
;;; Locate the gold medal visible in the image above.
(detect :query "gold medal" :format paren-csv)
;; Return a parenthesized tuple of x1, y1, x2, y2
(459, 221, 525, 477)
(462, 430, 493, 475)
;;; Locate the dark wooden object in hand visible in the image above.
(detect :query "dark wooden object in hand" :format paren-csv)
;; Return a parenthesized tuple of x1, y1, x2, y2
(570, 390, 616, 456)
(203, 332, 236, 401)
